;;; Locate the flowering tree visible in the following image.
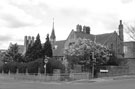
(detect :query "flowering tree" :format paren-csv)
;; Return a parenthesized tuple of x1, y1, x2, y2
(64, 38, 111, 67)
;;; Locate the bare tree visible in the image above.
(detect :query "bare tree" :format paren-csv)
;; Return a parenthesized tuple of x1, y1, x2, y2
(125, 24, 135, 40)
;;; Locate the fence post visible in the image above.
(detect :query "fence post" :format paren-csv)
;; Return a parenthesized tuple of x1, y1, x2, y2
(16, 68, 19, 75)
(2, 69, 4, 74)
(9, 70, 10, 75)
(38, 67, 41, 76)
(26, 68, 28, 75)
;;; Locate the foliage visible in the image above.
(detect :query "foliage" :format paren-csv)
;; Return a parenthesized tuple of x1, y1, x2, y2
(0, 52, 6, 62)
(24, 43, 33, 62)
(2, 63, 9, 73)
(125, 24, 135, 40)
(25, 34, 42, 62)
(8, 61, 18, 73)
(3, 43, 23, 63)
(64, 38, 111, 66)
(106, 51, 127, 66)
(27, 60, 39, 74)
(18, 63, 27, 73)
(32, 34, 42, 59)
(42, 34, 53, 58)
(46, 58, 65, 75)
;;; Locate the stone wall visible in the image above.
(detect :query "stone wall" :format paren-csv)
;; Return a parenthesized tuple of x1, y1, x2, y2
(98, 66, 129, 77)
(126, 58, 135, 74)
(124, 42, 135, 58)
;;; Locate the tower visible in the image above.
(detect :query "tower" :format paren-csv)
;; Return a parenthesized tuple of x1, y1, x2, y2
(119, 20, 124, 41)
(118, 20, 124, 57)
(50, 18, 56, 46)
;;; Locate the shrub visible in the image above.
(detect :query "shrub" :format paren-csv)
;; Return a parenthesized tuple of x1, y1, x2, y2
(17, 63, 27, 73)
(0, 65, 3, 73)
(27, 61, 38, 74)
(8, 62, 18, 73)
(2, 63, 9, 74)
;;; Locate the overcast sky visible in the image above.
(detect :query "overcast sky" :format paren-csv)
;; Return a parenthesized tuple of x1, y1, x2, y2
(0, 0, 135, 49)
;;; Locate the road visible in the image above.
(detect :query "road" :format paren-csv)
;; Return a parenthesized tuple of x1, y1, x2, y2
(0, 75, 135, 89)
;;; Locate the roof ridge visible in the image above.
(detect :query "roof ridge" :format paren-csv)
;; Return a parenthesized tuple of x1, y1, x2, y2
(94, 32, 114, 36)
(102, 32, 115, 45)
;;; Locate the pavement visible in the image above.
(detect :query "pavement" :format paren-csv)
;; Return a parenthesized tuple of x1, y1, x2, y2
(1, 74, 135, 89)
(1, 74, 135, 84)
(70, 75, 135, 84)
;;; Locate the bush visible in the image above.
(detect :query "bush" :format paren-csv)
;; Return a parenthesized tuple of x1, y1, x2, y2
(8, 62, 18, 73)
(27, 60, 39, 75)
(47, 58, 65, 74)
(17, 63, 27, 73)
(1, 57, 65, 75)
(0, 65, 3, 73)
(2, 63, 9, 74)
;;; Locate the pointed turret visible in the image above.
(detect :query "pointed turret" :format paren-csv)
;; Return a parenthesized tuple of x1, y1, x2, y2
(50, 18, 56, 42)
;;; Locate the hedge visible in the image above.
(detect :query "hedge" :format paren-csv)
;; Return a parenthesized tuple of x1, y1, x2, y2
(0, 58, 65, 75)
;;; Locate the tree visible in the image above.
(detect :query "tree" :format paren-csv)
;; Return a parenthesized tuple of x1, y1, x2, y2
(125, 24, 135, 40)
(3, 43, 22, 62)
(64, 38, 110, 67)
(24, 34, 42, 62)
(24, 43, 33, 62)
(32, 34, 42, 59)
(42, 34, 53, 57)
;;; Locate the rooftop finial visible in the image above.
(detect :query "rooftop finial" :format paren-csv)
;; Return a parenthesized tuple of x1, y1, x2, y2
(53, 18, 54, 30)
(50, 18, 56, 41)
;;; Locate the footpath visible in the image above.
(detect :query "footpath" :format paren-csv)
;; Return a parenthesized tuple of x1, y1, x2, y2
(1, 74, 135, 84)
(72, 75, 135, 83)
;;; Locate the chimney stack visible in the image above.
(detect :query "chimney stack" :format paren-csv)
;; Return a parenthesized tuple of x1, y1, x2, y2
(24, 36, 28, 55)
(119, 20, 123, 41)
(76, 24, 82, 32)
(28, 36, 31, 45)
(83, 26, 90, 34)
(31, 36, 35, 46)
(83, 26, 86, 33)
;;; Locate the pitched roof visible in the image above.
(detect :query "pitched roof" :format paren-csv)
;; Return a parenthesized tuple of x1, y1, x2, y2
(95, 33, 114, 45)
(53, 40, 65, 57)
(75, 31, 95, 41)
(74, 31, 114, 45)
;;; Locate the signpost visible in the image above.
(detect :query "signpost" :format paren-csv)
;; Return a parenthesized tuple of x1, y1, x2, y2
(44, 56, 48, 75)
(91, 52, 96, 79)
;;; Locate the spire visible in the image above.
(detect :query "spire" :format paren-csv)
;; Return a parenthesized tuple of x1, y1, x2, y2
(53, 18, 54, 30)
(50, 18, 56, 41)
(119, 20, 123, 41)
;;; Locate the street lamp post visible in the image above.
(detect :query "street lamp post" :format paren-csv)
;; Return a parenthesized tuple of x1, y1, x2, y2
(44, 56, 48, 76)
(91, 52, 96, 79)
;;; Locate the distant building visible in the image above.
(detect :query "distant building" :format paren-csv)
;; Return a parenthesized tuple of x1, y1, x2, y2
(9, 36, 35, 55)
(15, 20, 124, 60)
(51, 20, 124, 60)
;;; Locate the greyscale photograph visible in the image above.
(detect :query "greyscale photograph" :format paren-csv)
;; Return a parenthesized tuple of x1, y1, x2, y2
(0, 0, 135, 89)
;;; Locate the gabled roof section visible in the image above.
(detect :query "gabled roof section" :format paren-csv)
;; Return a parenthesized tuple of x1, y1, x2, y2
(53, 40, 66, 56)
(95, 32, 114, 45)
(74, 31, 115, 44)
(75, 31, 95, 41)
